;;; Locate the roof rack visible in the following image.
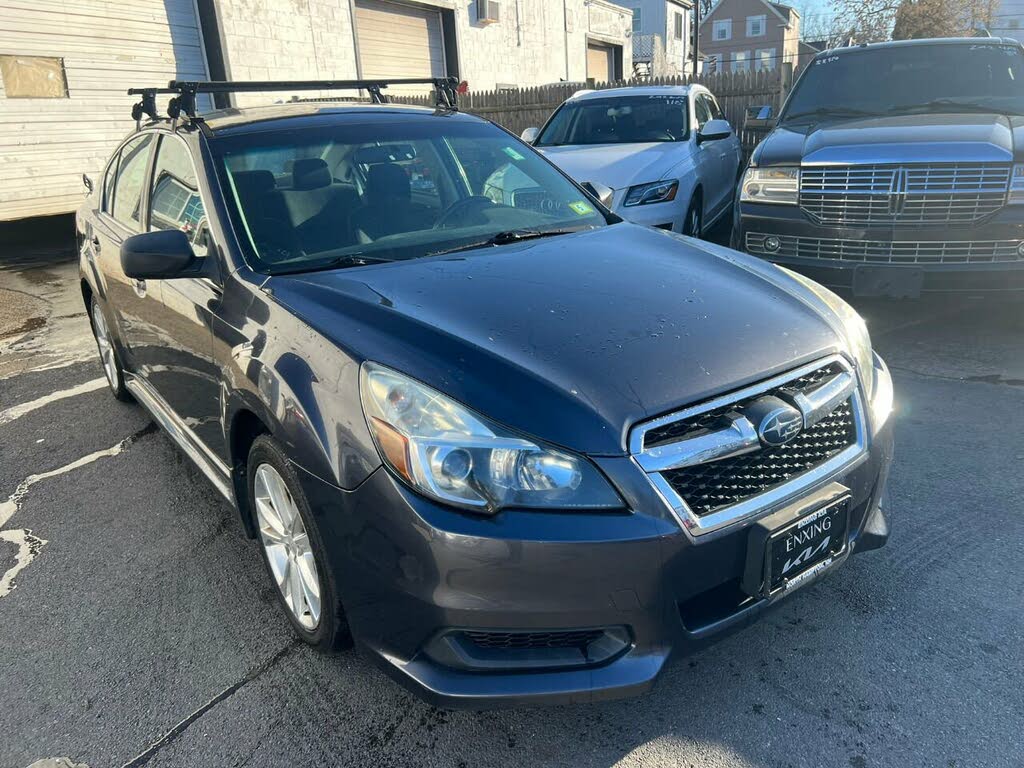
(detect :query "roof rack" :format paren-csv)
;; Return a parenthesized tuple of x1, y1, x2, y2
(127, 77, 461, 125)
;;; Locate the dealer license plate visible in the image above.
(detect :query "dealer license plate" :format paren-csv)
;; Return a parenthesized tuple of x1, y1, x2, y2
(766, 498, 849, 594)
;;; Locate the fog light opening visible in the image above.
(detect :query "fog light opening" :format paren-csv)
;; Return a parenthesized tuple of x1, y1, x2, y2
(764, 236, 782, 253)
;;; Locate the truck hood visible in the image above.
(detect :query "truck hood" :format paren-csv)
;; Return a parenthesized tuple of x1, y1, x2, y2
(538, 142, 687, 191)
(756, 113, 1018, 166)
(266, 225, 845, 456)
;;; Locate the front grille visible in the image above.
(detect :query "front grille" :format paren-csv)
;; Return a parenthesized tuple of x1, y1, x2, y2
(661, 400, 856, 516)
(463, 629, 604, 651)
(800, 163, 1010, 226)
(644, 363, 845, 449)
(747, 233, 1024, 265)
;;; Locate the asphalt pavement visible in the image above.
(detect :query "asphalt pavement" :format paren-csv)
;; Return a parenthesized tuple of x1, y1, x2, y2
(1, 218, 1021, 768)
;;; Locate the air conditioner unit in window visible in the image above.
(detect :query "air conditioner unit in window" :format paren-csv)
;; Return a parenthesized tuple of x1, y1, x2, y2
(477, 0, 500, 24)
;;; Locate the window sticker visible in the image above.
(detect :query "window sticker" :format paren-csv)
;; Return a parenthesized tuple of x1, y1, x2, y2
(568, 200, 595, 215)
(503, 146, 526, 161)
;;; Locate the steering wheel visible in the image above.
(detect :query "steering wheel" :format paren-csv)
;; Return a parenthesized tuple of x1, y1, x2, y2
(433, 196, 498, 229)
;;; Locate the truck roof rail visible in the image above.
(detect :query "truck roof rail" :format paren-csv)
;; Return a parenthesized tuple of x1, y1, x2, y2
(127, 77, 462, 125)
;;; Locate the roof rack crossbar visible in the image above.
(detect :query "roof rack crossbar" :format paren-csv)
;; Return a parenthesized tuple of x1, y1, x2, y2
(126, 77, 460, 119)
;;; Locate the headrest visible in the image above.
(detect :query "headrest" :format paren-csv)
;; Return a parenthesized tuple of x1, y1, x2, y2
(366, 163, 411, 202)
(231, 169, 275, 197)
(292, 158, 332, 191)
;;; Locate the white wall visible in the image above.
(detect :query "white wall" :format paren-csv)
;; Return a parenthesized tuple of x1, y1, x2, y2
(0, 0, 210, 220)
(994, 0, 1024, 43)
(214, 0, 633, 106)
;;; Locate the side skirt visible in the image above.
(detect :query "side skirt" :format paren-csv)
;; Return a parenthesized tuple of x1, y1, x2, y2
(124, 374, 234, 502)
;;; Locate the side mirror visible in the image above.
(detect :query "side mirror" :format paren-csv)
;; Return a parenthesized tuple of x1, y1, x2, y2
(82, 174, 94, 195)
(697, 119, 733, 144)
(121, 230, 201, 280)
(521, 127, 540, 144)
(744, 104, 776, 130)
(581, 181, 615, 209)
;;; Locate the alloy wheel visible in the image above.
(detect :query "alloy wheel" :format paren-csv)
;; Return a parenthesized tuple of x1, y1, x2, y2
(254, 463, 322, 630)
(686, 205, 702, 239)
(92, 302, 118, 390)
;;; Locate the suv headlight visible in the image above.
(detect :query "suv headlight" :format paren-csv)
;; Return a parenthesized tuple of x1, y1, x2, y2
(360, 363, 623, 513)
(740, 167, 800, 205)
(779, 269, 893, 427)
(624, 180, 678, 207)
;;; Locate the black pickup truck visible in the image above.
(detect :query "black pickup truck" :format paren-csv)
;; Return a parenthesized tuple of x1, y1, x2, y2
(734, 38, 1024, 297)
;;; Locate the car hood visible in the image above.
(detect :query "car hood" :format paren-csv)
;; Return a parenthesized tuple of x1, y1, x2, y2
(756, 113, 1016, 166)
(538, 142, 687, 191)
(266, 225, 845, 456)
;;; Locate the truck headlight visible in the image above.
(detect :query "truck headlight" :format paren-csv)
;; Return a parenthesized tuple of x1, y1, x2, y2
(360, 363, 622, 513)
(624, 180, 678, 207)
(740, 167, 800, 205)
(1010, 164, 1024, 203)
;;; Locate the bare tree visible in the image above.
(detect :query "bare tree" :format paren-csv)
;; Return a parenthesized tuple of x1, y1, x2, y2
(831, 0, 995, 43)
(831, 0, 902, 43)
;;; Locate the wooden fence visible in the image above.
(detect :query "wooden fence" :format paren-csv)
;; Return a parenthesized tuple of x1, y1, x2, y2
(395, 66, 792, 157)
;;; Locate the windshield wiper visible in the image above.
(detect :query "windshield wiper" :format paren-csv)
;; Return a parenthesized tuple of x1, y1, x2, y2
(783, 106, 881, 122)
(888, 99, 1023, 116)
(425, 228, 583, 258)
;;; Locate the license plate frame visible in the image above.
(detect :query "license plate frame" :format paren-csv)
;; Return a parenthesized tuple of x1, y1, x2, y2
(763, 496, 850, 596)
(853, 266, 924, 298)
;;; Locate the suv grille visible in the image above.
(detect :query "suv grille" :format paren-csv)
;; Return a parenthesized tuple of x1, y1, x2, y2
(661, 400, 856, 516)
(746, 233, 1024, 265)
(800, 163, 1010, 226)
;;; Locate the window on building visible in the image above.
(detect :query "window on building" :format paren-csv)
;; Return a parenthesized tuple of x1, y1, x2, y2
(732, 51, 751, 72)
(755, 48, 776, 71)
(747, 15, 767, 37)
(705, 54, 721, 73)
(674, 11, 684, 40)
(713, 19, 732, 41)
(0, 55, 68, 98)
(632, 8, 642, 34)
(149, 137, 209, 256)
(112, 134, 154, 231)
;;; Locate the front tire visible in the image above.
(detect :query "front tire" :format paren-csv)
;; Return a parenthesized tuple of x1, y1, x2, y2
(89, 297, 131, 402)
(247, 435, 351, 651)
(683, 194, 703, 239)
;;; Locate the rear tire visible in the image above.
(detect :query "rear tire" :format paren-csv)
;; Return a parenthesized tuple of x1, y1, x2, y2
(89, 297, 132, 402)
(247, 434, 351, 651)
(683, 194, 703, 239)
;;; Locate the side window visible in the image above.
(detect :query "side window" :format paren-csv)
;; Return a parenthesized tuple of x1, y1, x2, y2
(101, 154, 119, 213)
(694, 95, 712, 130)
(149, 136, 208, 257)
(112, 134, 154, 231)
(707, 95, 725, 121)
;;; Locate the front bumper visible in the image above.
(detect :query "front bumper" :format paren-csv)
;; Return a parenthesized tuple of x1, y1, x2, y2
(734, 201, 1024, 293)
(297, 399, 895, 709)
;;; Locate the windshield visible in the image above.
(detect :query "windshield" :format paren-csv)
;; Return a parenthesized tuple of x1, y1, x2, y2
(211, 120, 609, 274)
(781, 43, 1024, 123)
(535, 95, 689, 146)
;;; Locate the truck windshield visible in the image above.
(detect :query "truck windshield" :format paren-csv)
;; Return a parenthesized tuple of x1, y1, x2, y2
(781, 43, 1024, 123)
(535, 95, 689, 146)
(211, 120, 609, 275)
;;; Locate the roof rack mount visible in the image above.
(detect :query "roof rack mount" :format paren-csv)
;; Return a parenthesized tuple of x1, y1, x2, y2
(127, 77, 461, 121)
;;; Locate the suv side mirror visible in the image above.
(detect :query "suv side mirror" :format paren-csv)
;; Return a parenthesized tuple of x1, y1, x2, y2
(121, 230, 201, 280)
(82, 174, 94, 195)
(581, 181, 614, 209)
(697, 119, 733, 144)
(521, 127, 540, 144)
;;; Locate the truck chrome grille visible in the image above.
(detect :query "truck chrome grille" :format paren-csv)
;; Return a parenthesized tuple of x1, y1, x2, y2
(799, 163, 1010, 226)
(630, 356, 867, 538)
(746, 233, 1024, 265)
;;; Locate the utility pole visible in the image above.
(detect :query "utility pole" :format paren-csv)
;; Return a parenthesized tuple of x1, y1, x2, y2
(692, 1, 700, 77)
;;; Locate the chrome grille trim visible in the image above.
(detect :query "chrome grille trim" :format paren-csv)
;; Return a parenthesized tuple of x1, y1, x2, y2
(630, 355, 868, 540)
(800, 163, 1010, 226)
(746, 233, 1024, 265)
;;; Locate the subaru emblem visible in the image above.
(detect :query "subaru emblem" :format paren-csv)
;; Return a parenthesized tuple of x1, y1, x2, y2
(743, 396, 804, 446)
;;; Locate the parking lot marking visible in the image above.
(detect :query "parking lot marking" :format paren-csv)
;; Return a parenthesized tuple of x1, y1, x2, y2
(0, 529, 47, 597)
(0, 377, 106, 426)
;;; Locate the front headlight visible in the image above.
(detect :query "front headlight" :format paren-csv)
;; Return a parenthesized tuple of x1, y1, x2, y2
(779, 269, 893, 427)
(624, 180, 679, 207)
(740, 166, 800, 205)
(1010, 164, 1024, 203)
(359, 363, 623, 513)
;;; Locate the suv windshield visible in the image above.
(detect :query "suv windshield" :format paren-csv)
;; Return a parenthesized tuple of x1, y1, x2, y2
(535, 95, 689, 146)
(781, 42, 1024, 123)
(212, 120, 609, 274)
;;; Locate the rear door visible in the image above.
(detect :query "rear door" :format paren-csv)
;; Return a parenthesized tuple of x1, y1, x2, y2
(145, 133, 227, 461)
(92, 132, 162, 377)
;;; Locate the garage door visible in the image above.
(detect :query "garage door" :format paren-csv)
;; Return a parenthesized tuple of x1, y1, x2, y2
(587, 42, 615, 83)
(355, 0, 446, 88)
